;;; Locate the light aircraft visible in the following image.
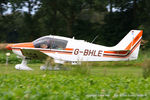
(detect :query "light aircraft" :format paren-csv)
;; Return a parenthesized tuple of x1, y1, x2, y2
(6, 30, 143, 70)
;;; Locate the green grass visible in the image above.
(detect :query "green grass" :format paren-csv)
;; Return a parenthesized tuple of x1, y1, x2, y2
(0, 63, 150, 100)
(0, 49, 150, 99)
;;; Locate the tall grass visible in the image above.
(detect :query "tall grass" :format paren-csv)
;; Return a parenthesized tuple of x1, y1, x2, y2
(69, 62, 91, 75)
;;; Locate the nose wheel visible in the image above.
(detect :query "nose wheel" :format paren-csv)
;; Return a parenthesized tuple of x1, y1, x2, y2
(15, 58, 33, 70)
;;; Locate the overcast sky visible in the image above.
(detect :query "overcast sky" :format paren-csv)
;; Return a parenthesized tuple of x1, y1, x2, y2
(4, 3, 118, 15)
(4, 2, 39, 15)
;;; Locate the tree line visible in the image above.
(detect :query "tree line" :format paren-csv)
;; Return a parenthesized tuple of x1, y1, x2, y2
(0, 0, 150, 47)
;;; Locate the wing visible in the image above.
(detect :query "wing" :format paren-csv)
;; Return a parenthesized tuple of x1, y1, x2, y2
(21, 48, 48, 60)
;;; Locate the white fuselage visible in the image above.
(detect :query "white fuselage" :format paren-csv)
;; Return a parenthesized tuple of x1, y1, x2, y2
(11, 30, 142, 64)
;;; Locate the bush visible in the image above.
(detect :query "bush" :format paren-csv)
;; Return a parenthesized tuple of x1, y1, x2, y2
(142, 59, 150, 78)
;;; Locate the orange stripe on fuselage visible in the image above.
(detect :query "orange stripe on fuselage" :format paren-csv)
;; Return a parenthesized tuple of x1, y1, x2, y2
(125, 30, 143, 50)
(104, 51, 128, 55)
(65, 48, 74, 51)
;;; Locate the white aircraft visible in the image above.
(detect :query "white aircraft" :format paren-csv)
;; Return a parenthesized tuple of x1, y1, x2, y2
(6, 30, 143, 70)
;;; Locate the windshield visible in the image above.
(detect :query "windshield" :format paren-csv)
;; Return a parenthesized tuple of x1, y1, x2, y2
(33, 37, 68, 50)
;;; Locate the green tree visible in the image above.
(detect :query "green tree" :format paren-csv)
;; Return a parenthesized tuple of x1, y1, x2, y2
(100, 0, 148, 46)
(40, 0, 97, 37)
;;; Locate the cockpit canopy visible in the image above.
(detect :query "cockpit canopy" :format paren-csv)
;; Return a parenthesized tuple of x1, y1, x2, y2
(33, 37, 68, 50)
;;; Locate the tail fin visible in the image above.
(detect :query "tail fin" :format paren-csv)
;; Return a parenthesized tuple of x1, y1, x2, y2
(114, 30, 143, 60)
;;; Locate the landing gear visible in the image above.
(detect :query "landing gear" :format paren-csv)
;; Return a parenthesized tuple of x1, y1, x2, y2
(15, 58, 33, 70)
(40, 64, 62, 70)
(40, 63, 68, 70)
(40, 57, 62, 70)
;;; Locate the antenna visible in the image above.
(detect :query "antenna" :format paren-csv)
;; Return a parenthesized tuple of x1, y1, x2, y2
(91, 35, 99, 43)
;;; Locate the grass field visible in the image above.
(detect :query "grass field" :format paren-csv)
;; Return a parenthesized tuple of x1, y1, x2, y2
(0, 62, 150, 100)
(0, 50, 150, 100)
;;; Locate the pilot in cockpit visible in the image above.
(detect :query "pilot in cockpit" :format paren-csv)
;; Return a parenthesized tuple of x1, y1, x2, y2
(40, 43, 48, 49)
(33, 37, 68, 50)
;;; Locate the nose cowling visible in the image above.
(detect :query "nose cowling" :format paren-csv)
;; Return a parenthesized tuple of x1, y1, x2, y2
(6, 44, 13, 50)
(6, 42, 34, 50)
